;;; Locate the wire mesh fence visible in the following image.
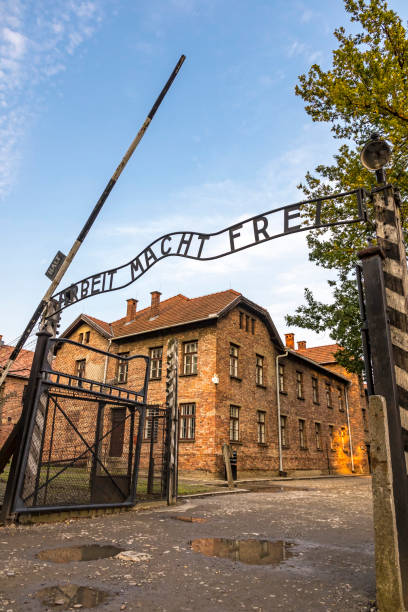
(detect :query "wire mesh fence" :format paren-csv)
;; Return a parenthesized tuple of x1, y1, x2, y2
(3, 337, 170, 515)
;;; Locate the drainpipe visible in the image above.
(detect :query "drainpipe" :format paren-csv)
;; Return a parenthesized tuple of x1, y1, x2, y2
(345, 384, 355, 473)
(276, 350, 288, 476)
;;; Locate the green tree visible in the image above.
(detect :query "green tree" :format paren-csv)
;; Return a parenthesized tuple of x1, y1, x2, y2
(286, 0, 408, 373)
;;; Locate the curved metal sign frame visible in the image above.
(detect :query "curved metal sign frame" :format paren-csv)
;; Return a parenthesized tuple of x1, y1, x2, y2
(52, 188, 368, 313)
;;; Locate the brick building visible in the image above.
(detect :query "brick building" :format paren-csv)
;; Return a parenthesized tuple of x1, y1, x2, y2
(53, 289, 369, 478)
(0, 336, 33, 446)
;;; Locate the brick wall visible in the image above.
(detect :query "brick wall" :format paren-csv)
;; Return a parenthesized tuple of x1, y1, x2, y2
(214, 306, 280, 476)
(0, 376, 27, 446)
(50, 309, 370, 479)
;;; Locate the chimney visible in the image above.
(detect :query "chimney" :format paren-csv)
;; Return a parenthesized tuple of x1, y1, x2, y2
(126, 298, 138, 322)
(0, 334, 3, 346)
(284, 333, 295, 349)
(150, 291, 162, 318)
(297, 340, 306, 350)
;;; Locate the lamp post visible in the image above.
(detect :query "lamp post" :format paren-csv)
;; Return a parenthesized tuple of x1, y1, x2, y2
(360, 133, 392, 184)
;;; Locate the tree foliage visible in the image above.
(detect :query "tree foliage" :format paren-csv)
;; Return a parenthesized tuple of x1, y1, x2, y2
(286, 0, 408, 373)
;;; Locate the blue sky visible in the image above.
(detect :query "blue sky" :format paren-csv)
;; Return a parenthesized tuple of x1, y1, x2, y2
(1, 0, 408, 351)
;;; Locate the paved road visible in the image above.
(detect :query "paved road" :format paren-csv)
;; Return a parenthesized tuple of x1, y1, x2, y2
(0, 477, 375, 611)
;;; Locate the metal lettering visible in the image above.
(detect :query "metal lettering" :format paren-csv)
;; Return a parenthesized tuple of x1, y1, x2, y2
(161, 236, 172, 255)
(229, 224, 243, 252)
(315, 201, 322, 227)
(52, 189, 365, 312)
(144, 247, 157, 268)
(80, 280, 89, 299)
(197, 235, 210, 258)
(284, 204, 301, 233)
(91, 274, 101, 294)
(253, 216, 270, 243)
(177, 233, 193, 256)
(131, 258, 144, 280)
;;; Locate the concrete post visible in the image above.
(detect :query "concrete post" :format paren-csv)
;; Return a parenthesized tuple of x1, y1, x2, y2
(368, 395, 405, 612)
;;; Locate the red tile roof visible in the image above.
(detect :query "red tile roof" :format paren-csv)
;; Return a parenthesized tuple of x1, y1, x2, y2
(0, 344, 34, 378)
(61, 289, 283, 347)
(111, 290, 241, 338)
(296, 344, 342, 365)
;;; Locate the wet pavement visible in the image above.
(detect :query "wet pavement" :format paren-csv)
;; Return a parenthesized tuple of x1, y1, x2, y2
(0, 477, 375, 611)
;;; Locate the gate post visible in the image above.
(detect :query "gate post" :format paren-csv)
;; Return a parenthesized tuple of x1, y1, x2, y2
(0, 331, 52, 522)
(165, 338, 179, 505)
(358, 184, 408, 608)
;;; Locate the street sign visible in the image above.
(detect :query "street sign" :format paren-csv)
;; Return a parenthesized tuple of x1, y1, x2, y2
(45, 251, 66, 280)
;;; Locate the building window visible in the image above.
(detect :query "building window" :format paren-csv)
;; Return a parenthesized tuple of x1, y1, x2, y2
(279, 364, 285, 393)
(245, 315, 249, 332)
(183, 341, 198, 375)
(312, 377, 319, 403)
(117, 352, 129, 384)
(144, 405, 160, 441)
(239, 312, 244, 329)
(84, 331, 90, 344)
(329, 425, 335, 450)
(230, 405, 240, 441)
(230, 344, 239, 378)
(326, 382, 333, 408)
(337, 387, 344, 411)
(256, 355, 264, 385)
(362, 407, 368, 431)
(296, 371, 304, 399)
(75, 359, 86, 386)
(280, 415, 288, 447)
(315, 422, 322, 450)
(180, 403, 195, 440)
(78, 332, 83, 344)
(299, 419, 307, 449)
(149, 347, 163, 380)
(251, 318, 255, 334)
(257, 411, 266, 443)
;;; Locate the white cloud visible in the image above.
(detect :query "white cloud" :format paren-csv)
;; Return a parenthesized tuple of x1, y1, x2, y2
(0, 0, 108, 200)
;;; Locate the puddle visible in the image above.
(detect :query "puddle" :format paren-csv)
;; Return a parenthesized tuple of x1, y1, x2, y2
(171, 516, 207, 523)
(190, 538, 295, 565)
(36, 544, 124, 563)
(35, 584, 110, 609)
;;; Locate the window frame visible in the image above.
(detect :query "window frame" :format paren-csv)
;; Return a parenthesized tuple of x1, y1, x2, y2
(149, 346, 163, 380)
(280, 414, 288, 448)
(229, 405, 240, 442)
(325, 382, 333, 408)
(337, 386, 345, 411)
(117, 351, 129, 384)
(74, 359, 86, 386)
(314, 421, 322, 450)
(229, 343, 239, 378)
(299, 418, 307, 449)
(329, 424, 335, 450)
(257, 410, 266, 444)
(256, 354, 264, 386)
(312, 376, 319, 404)
(84, 330, 90, 344)
(183, 341, 198, 376)
(278, 364, 285, 393)
(179, 403, 196, 441)
(296, 371, 304, 399)
(144, 405, 160, 442)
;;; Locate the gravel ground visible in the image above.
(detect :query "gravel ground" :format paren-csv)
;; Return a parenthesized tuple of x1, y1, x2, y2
(0, 476, 375, 611)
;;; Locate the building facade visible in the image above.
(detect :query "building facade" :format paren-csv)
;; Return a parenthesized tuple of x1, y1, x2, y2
(52, 289, 369, 478)
(0, 337, 33, 447)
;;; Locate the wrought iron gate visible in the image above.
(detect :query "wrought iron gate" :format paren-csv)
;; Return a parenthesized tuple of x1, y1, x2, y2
(1, 333, 170, 518)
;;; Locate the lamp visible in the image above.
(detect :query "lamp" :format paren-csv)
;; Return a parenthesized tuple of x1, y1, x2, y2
(360, 133, 392, 184)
